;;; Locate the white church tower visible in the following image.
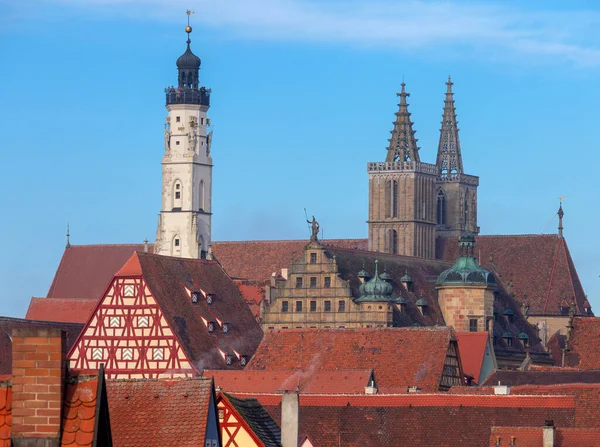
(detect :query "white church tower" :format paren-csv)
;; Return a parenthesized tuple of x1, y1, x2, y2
(155, 22, 212, 259)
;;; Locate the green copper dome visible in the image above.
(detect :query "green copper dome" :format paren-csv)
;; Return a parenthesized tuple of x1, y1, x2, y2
(400, 269, 413, 283)
(436, 232, 496, 287)
(357, 260, 393, 303)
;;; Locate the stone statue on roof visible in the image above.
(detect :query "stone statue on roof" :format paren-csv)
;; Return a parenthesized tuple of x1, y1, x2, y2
(307, 215, 319, 241)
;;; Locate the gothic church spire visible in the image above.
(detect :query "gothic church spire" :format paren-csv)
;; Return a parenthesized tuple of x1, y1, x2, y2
(436, 76, 463, 176)
(385, 83, 421, 163)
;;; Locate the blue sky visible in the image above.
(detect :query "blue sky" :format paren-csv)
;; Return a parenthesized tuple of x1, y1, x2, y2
(1, 0, 600, 317)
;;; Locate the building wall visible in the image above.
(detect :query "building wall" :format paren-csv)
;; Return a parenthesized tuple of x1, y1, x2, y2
(528, 315, 570, 347)
(435, 177, 479, 238)
(261, 242, 390, 330)
(155, 103, 212, 258)
(437, 286, 494, 332)
(367, 162, 437, 258)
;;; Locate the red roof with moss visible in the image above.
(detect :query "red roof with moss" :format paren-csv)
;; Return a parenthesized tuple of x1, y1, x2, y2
(106, 378, 214, 447)
(245, 327, 461, 393)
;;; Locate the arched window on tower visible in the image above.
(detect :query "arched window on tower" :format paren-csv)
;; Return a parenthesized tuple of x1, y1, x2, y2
(173, 181, 183, 210)
(387, 229, 398, 254)
(437, 190, 446, 225)
(384, 180, 398, 218)
(199, 180, 205, 211)
(172, 235, 181, 256)
(392, 180, 398, 218)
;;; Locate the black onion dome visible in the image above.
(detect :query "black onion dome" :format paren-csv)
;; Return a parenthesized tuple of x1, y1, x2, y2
(177, 41, 201, 69)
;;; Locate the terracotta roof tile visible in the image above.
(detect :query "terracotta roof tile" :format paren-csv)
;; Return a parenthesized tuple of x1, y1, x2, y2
(205, 369, 373, 394)
(245, 327, 461, 392)
(437, 235, 588, 316)
(106, 378, 213, 447)
(211, 239, 368, 282)
(0, 317, 83, 375)
(47, 244, 152, 299)
(0, 382, 10, 447)
(456, 332, 491, 384)
(490, 426, 600, 446)
(237, 393, 577, 447)
(482, 369, 600, 387)
(234, 280, 266, 319)
(26, 297, 96, 324)
(135, 253, 264, 371)
(565, 317, 600, 369)
(61, 376, 99, 447)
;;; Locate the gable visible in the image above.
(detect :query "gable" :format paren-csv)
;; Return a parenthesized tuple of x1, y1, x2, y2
(68, 276, 194, 379)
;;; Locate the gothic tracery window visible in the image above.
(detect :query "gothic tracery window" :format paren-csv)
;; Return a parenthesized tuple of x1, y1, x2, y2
(387, 229, 398, 254)
(437, 190, 446, 225)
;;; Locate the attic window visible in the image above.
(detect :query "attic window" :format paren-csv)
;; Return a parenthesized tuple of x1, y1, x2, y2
(208, 321, 215, 333)
(191, 292, 200, 303)
(240, 355, 248, 366)
(223, 322, 230, 333)
(226, 355, 233, 366)
(207, 294, 213, 305)
(310, 253, 317, 264)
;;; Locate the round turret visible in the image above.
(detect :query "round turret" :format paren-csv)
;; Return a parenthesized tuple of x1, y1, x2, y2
(436, 232, 495, 287)
(357, 261, 393, 303)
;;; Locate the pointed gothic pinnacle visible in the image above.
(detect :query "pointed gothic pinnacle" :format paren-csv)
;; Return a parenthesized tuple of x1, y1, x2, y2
(446, 75, 453, 93)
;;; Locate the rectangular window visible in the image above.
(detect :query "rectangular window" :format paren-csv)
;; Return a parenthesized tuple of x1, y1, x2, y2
(174, 239, 180, 247)
(310, 301, 317, 312)
(310, 253, 317, 264)
(176, 116, 181, 122)
(324, 277, 331, 288)
(324, 301, 331, 312)
(485, 318, 491, 331)
(296, 301, 303, 312)
(338, 300, 346, 312)
(176, 140, 180, 145)
(281, 301, 289, 313)
(310, 277, 317, 288)
(176, 184, 180, 190)
(469, 319, 478, 332)
(295, 277, 303, 289)
(200, 117, 204, 125)
(175, 191, 181, 199)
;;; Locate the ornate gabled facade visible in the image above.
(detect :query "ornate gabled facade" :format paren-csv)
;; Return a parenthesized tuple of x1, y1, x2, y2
(435, 77, 479, 237)
(67, 251, 263, 379)
(155, 22, 213, 259)
(368, 83, 437, 258)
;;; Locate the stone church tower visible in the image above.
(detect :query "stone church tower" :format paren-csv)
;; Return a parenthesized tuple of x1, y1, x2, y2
(155, 24, 213, 259)
(367, 83, 437, 258)
(368, 78, 478, 258)
(435, 77, 479, 237)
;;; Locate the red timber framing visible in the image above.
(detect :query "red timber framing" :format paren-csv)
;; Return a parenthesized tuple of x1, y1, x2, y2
(217, 395, 266, 447)
(68, 276, 195, 379)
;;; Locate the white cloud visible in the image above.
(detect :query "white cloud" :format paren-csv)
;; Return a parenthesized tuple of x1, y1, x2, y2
(11, 0, 600, 66)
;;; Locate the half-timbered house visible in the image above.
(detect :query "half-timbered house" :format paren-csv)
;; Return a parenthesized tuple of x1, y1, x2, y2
(68, 252, 263, 379)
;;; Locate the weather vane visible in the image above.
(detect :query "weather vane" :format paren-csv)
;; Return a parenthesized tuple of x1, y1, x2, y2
(185, 9, 195, 34)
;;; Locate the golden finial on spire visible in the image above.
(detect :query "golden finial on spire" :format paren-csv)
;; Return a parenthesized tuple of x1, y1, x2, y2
(185, 9, 195, 33)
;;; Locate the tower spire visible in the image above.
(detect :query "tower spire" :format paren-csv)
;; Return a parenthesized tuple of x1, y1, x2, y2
(66, 224, 71, 249)
(385, 82, 420, 163)
(436, 76, 463, 176)
(558, 198, 564, 238)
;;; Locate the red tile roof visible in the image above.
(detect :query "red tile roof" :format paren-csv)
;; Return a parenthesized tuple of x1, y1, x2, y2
(205, 369, 373, 394)
(134, 252, 264, 371)
(490, 426, 600, 446)
(0, 371, 110, 447)
(106, 378, 214, 447)
(482, 368, 600, 387)
(237, 393, 577, 447)
(61, 376, 100, 447)
(0, 317, 83, 375)
(26, 298, 96, 324)
(245, 327, 461, 392)
(234, 280, 266, 319)
(211, 239, 368, 281)
(456, 332, 491, 384)
(0, 381, 10, 447)
(47, 244, 152, 299)
(437, 235, 588, 316)
(565, 317, 600, 369)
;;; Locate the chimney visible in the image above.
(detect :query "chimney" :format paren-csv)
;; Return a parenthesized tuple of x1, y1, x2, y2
(281, 268, 289, 280)
(543, 420, 555, 447)
(11, 327, 65, 446)
(493, 382, 510, 395)
(281, 390, 299, 447)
